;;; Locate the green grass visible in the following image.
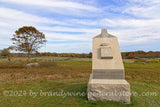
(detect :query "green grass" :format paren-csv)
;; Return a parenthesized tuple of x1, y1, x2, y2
(0, 58, 159, 107)
(0, 56, 71, 62)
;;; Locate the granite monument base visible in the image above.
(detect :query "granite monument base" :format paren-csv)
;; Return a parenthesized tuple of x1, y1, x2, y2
(87, 74, 130, 104)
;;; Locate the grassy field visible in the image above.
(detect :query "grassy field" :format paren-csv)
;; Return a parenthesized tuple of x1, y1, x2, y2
(0, 57, 159, 107)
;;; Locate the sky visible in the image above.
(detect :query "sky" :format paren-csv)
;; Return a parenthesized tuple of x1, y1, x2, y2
(0, 0, 160, 53)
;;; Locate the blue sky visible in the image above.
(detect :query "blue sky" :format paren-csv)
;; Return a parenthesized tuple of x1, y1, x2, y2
(0, 0, 160, 53)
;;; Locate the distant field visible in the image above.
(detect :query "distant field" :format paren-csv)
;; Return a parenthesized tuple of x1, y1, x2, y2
(0, 56, 159, 62)
(0, 57, 159, 107)
(0, 56, 71, 61)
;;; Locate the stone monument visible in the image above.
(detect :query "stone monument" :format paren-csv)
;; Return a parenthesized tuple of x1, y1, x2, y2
(87, 28, 130, 103)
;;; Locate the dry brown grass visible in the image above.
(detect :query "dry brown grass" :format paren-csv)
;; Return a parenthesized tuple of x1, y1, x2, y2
(0, 59, 159, 85)
(0, 60, 91, 83)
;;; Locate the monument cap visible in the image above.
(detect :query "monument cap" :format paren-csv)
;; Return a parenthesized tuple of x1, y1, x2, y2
(101, 28, 107, 33)
(93, 28, 115, 38)
(100, 28, 109, 38)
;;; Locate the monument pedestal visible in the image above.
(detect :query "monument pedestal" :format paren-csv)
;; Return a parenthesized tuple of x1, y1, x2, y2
(87, 74, 130, 103)
(87, 28, 130, 103)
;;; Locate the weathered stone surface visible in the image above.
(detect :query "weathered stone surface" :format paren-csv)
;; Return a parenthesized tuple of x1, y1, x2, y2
(87, 28, 130, 103)
(26, 63, 40, 68)
(92, 69, 124, 79)
(87, 75, 130, 103)
(92, 35, 124, 70)
(100, 47, 113, 59)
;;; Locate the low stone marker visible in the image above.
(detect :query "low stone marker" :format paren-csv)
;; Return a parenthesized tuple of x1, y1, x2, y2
(26, 63, 40, 68)
(87, 28, 130, 103)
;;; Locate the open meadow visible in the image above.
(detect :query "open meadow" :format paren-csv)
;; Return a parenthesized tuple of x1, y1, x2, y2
(0, 57, 159, 107)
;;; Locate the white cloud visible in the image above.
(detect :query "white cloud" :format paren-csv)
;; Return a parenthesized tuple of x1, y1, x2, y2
(0, 7, 69, 39)
(129, 0, 160, 5)
(0, 0, 160, 52)
(0, 7, 67, 26)
(49, 18, 160, 44)
(0, 0, 100, 16)
(123, 6, 160, 18)
(41, 42, 92, 53)
(38, 26, 99, 33)
(1, 0, 99, 11)
(101, 19, 160, 28)
(45, 32, 92, 41)
(123, 0, 160, 18)
(0, 7, 97, 51)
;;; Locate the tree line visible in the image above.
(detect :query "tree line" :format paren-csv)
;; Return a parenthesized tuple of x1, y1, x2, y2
(0, 50, 160, 60)
(122, 51, 160, 59)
